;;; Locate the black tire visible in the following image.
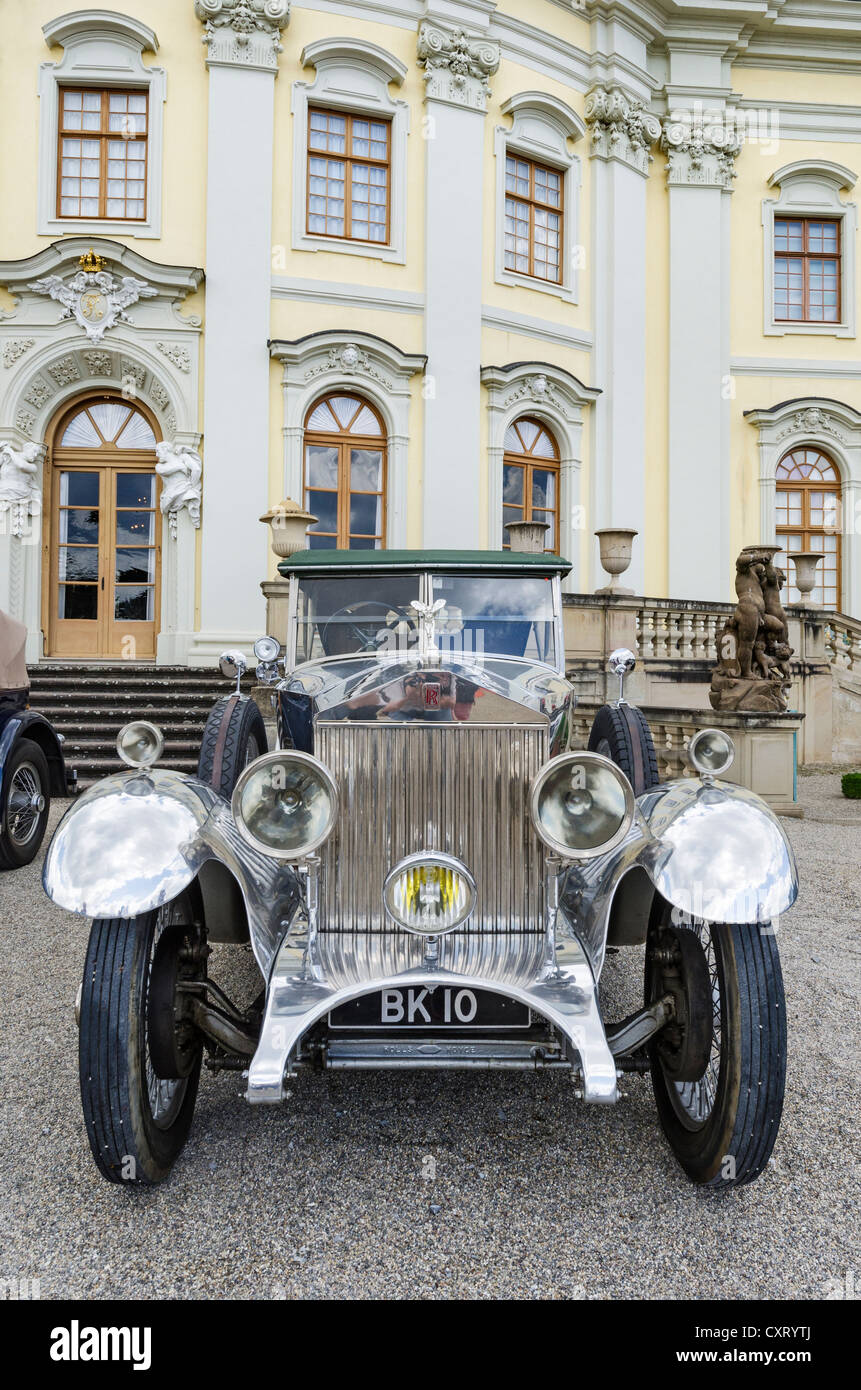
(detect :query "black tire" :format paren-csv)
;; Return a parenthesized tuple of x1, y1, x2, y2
(0, 738, 51, 870)
(646, 900, 787, 1187)
(588, 703, 659, 794)
(197, 695, 267, 798)
(78, 888, 203, 1185)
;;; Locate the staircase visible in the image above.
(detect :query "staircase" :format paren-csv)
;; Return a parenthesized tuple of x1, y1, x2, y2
(27, 664, 242, 790)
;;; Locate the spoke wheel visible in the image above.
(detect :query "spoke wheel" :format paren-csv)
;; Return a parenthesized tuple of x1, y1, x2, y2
(645, 897, 787, 1187)
(0, 738, 51, 870)
(78, 887, 205, 1184)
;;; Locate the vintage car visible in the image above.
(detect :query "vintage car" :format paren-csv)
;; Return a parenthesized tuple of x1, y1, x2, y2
(0, 608, 72, 869)
(43, 550, 797, 1188)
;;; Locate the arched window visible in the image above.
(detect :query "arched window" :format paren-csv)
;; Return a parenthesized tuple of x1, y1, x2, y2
(304, 393, 386, 549)
(502, 417, 559, 550)
(775, 446, 841, 608)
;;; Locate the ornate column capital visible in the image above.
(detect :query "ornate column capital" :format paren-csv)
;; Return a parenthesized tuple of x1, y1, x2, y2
(416, 22, 500, 113)
(660, 111, 741, 190)
(193, 0, 290, 72)
(584, 85, 661, 176)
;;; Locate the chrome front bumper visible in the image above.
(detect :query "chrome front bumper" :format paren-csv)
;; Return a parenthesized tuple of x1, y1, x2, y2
(246, 909, 618, 1104)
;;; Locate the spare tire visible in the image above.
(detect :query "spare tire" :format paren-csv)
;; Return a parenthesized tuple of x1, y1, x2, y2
(197, 695, 267, 799)
(587, 703, 659, 794)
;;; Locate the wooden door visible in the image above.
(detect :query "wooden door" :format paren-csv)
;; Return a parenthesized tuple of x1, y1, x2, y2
(45, 399, 161, 659)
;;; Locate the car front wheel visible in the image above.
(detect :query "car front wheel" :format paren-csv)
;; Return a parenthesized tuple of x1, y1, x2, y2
(645, 898, 786, 1187)
(78, 888, 205, 1184)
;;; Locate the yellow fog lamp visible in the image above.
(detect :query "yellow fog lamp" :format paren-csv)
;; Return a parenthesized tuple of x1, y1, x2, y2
(530, 751, 635, 860)
(117, 720, 165, 769)
(384, 852, 476, 935)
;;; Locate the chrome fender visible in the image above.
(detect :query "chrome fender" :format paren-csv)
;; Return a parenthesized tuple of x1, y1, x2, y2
(43, 769, 222, 920)
(42, 768, 297, 976)
(637, 778, 799, 925)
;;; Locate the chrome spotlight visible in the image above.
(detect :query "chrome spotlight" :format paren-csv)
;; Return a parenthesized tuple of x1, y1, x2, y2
(530, 751, 635, 860)
(608, 647, 636, 702)
(117, 720, 164, 770)
(231, 750, 338, 860)
(253, 635, 281, 664)
(688, 728, 735, 780)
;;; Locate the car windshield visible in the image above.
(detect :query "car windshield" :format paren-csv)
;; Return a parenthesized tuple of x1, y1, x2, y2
(295, 576, 422, 662)
(430, 574, 556, 664)
(293, 571, 557, 665)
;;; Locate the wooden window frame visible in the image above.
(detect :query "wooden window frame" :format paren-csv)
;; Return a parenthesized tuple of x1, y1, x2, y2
(502, 418, 560, 552)
(504, 153, 564, 286)
(303, 394, 388, 550)
(57, 86, 148, 222)
(774, 216, 841, 324)
(775, 449, 842, 609)
(306, 107, 391, 247)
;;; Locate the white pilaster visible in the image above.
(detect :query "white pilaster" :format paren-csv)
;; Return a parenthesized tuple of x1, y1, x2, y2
(191, 1, 289, 661)
(662, 110, 740, 602)
(417, 17, 499, 548)
(586, 85, 660, 594)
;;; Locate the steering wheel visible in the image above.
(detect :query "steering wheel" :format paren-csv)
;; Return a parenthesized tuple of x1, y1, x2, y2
(319, 601, 416, 657)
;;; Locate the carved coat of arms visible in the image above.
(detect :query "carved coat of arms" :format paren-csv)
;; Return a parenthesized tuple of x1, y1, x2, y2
(28, 250, 157, 344)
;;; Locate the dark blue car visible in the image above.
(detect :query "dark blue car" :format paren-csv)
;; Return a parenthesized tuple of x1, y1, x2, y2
(0, 610, 73, 869)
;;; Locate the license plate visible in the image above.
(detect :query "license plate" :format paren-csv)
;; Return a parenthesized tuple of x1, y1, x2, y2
(329, 987, 531, 1030)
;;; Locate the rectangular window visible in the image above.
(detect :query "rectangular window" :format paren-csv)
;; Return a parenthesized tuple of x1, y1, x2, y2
(307, 108, 390, 245)
(774, 217, 841, 323)
(58, 88, 148, 220)
(504, 154, 563, 284)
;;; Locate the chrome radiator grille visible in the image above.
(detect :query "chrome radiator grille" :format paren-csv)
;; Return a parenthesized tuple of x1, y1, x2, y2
(316, 722, 548, 933)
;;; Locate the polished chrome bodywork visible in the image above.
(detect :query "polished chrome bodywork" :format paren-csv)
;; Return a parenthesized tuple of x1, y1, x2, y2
(317, 717, 548, 934)
(42, 563, 800, 1107)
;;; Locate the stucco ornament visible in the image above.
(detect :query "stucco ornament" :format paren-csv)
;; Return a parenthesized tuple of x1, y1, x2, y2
(29, 251, 157, 343)
(0, 441, 43, 538)
(194, 0, 290, 66)
(661, 114, 742, 190)
(777, 407, 846, 442)
(2, 339, 35, 369)
(710, 546, 793, 712)
(155, 441, 202, 539)
(416, 22, 499, 111)
(585, 85, 661, 174)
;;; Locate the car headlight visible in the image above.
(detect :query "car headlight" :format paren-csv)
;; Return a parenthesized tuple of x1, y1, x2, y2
(231, 750, 338, 860)
(530, 752, 635, 860)
(117, 720, 164, 769)
(688, 727, 734, 778)
(384, 852, 476, 935)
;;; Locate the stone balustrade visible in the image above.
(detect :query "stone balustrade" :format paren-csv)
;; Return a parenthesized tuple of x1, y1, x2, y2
(824, 613, 861, 675)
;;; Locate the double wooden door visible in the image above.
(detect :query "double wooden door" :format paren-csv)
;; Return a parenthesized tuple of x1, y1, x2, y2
(45, 400, 161, 660)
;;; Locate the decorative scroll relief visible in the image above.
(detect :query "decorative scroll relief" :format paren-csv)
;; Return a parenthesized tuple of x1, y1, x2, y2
(194, 0, 290, 70)
(661, 116, 741, 190)
(155, 441, 202, 539)
(156, 341, 191, 373)
(585, 86, 661, 176)
(2, 339, 35, 369)
(501, 373, 577, 422)
(28, 251, 157, 343)
(776, 407, 847, 443)
(0, 441, 43, 538)
(416, 22, 500, 112)
(304, 343, 394, 392)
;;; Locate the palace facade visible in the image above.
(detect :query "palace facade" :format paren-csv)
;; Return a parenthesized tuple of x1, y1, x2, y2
(2, 0, 861, 663)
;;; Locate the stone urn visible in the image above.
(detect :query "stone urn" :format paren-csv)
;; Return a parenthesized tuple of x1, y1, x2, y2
(790, 551, 822, 607)
(595, 527, 638, 594)
(260, 498, 318, 559)
(506, 518, 550, 553)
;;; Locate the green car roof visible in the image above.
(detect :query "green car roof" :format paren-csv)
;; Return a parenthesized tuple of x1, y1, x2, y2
(279, 549, 571, 577)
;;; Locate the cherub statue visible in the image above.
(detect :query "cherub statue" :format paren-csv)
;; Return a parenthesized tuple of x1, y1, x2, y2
(727, 552, 766, 679)
(155, 441, 202, 538)
(0, 441, 42, 538)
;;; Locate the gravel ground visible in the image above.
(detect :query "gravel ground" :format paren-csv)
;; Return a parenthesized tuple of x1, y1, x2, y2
(1, 776, 859, 1301)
